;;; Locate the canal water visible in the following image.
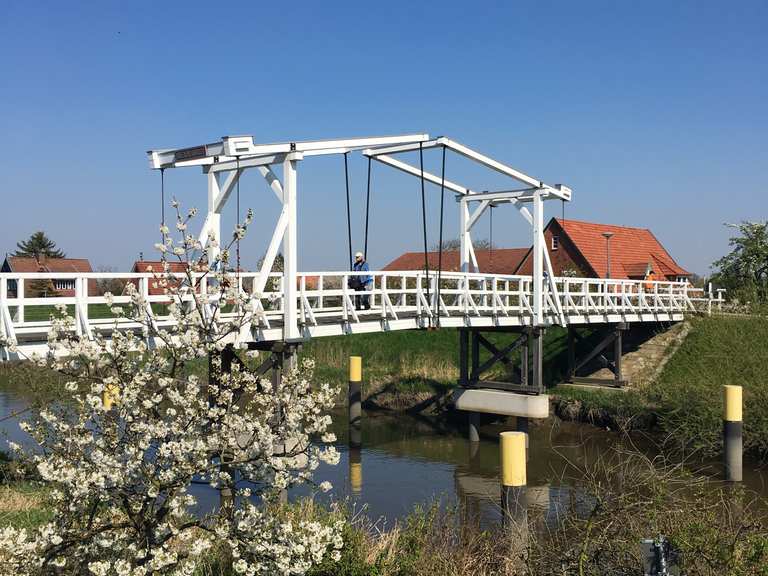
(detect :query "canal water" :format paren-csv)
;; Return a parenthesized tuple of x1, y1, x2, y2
(2, 390, 767, 524)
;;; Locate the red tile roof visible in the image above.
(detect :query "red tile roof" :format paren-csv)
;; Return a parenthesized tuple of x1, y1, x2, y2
(383, 248, 528, 275)
(131, 260, 189, 274)
(554, 218, 690, 279)
(4, 256, 92, 273)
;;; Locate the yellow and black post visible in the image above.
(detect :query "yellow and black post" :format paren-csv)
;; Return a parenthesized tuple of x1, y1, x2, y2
(500, 431, 527, 528)
(349, 356, 362, 448)
(723, 384, 743, 482)
(349, 445, 362, 495)
(102, 383, 119, 411)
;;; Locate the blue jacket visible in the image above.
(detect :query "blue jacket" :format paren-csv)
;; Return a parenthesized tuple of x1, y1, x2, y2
(353, 260, 372, 285)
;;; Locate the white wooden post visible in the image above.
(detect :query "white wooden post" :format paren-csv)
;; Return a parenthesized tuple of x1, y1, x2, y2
(73, 276, 82, 337)
(492, 277, 498, 317)
(532, 190, 544, 325)
(381, 275, 388, 320)
(140, 276, 148, 310)
(416, 274, 423, 317)
(342, 274, 349, 322)
(0, 277, 6, 329)
(80, 276, 91, 338)
(300, 276, 306, 326)
(16, 279, 24, 324)
(207, 172, 222, 266)
(0, 277, 8, 358)
(282, 155, 300, 340)
(459, 197, 471, 273)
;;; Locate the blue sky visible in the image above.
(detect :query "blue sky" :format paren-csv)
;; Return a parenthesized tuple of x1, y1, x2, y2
(1, 1, 765, 275)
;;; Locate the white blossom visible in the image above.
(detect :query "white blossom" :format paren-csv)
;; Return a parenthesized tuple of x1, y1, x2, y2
(0, 202, 341, 575)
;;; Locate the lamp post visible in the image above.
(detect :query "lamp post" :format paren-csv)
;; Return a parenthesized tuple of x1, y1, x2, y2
(602, 232, 614, 279)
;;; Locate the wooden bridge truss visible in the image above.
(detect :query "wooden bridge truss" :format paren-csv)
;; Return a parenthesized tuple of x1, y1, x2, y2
(146, 133, 572, 341)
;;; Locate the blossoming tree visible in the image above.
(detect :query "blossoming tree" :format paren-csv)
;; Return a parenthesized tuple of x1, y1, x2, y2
(0, 203, 342, 575)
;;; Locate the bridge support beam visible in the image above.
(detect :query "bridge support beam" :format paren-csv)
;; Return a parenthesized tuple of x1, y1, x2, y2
(468, 412, 481, 442)
(566, 323, 627, 388)
(457, 327, 543, 394)
(246, 340, 300, 502)
(531, 327, 543, 394)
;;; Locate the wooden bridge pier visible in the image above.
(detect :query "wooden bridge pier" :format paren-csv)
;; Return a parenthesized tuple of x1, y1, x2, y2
(456, 327, 549, 441)
(566, 322, 627, 388)
(458, 327, 544, 395)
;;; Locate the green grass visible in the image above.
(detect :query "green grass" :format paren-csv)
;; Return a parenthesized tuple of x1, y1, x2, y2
(302, 329, 459, 396)
(301, 328, 575, 395)
(0, 482, 52, 529)
(550, 316, 768, 457)
(10, 303, 177, 323)
(647, 315, 768, 456)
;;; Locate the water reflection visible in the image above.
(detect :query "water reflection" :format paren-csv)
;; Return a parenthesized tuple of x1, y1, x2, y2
(313, 410, 624, 524)
(1, 389, 766, 525)
(0, 389, 35, 451)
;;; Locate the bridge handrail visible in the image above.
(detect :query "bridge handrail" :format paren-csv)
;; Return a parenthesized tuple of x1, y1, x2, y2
(0, 270, 709, 361)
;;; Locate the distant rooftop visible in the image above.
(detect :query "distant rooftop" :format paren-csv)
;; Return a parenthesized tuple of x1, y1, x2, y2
(383, 248, 529, 275)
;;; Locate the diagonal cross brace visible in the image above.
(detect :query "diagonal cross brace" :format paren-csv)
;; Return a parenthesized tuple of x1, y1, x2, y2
(474, 332, 528, 378)
(573, 329, 618, 374)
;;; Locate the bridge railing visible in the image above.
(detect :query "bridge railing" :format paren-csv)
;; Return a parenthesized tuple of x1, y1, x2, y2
(686, 285, 726, 315)
(0, 270, 700, 353)
(290, 271, 695, 327)
(0, 270, 284, 345)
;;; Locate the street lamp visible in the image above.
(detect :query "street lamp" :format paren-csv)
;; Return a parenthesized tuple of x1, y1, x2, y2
(602, 232, 614, 279)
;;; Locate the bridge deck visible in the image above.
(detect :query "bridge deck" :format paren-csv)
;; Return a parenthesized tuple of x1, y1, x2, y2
(1, 270, 708, 361)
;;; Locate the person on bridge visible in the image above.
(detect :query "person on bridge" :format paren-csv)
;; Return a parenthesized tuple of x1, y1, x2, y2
(352, 251, 372, 310)
(643, 268, 656, 292)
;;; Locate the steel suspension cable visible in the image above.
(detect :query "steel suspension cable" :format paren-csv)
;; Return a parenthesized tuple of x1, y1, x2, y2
(363, 157, 372, 260)
(344, 153, 353, 270)
(419, 143, 431, 305)
(435, 145, 446, 325)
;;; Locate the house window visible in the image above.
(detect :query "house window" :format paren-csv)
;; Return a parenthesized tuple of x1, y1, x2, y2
(551, 236, 560, 250)
(53, 279, 76, 291)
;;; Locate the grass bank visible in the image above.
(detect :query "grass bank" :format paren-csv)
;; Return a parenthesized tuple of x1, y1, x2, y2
(0, 483, 51, 529)
(648, 315, 768, 456)
(551, 315, 768, 458)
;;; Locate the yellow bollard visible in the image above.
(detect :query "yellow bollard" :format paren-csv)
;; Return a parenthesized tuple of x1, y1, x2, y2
(349, 446, 363, 495)
(500, 431, 527, 527)
(102, 383, 120, 411)
(349, 356, 362, 448)
(349, 356, 362, 383)
(723, 385, 743, 482)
